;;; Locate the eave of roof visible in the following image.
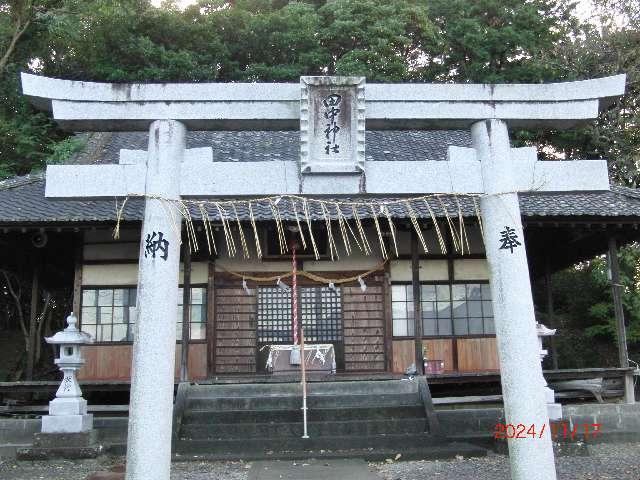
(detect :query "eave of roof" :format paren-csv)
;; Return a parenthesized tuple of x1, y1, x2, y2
(2, 130, 639, 224)
(2, 174, 640, 224)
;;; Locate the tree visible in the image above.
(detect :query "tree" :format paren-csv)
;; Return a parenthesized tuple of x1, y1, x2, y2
(515, 0, 640, 185)
(1, 265, 53, 380)
(421, 0, 581, 83)
(318, 0, 436, 81)
(586, 245, 640, 344)
(0, 0, 74, 179)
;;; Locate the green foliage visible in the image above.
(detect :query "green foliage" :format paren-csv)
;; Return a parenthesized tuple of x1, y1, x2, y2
(535, 244, 640, 368)
(423, 0, 580, 83)
(45, 134, 84, 166)
(318, 0, 435, 81)
(584, 247, 640, 344)
(0, 0, 637, 191)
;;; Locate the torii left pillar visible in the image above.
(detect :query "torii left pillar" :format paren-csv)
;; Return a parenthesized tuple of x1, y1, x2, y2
(126, 120, 185, 480)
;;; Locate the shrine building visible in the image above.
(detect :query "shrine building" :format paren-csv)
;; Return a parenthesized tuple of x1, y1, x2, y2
(2, 74, 639, 478)
(1, 129, 638, 384)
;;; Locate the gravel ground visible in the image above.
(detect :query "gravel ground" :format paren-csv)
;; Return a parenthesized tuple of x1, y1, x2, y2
(0, 457, 250, 480)
(1, 443, 639, 480)
(375, 442, 640, 480)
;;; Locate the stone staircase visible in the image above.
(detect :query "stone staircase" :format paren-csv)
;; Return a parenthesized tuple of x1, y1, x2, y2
(173, 379, 486, 461)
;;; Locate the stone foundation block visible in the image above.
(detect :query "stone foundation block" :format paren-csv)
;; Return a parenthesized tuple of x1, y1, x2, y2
(48, 397, 88, 416)
(17, 429, 102, 460)
(33, 431, 97, 448)
(41, 413, 93, 433)
(16, 444, 103, 460)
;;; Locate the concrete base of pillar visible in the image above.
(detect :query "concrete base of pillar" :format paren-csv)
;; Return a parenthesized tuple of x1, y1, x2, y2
(17, 430, 102, 460)
(42, 413, 93, 433)
(624, 372, 636, 404)
(544, 386, 562, 420)
(547, 403, 563, 421)
(48, 397, 88, 416)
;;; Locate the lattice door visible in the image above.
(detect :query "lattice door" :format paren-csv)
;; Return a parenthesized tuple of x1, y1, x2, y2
(256, 285, 344, 371)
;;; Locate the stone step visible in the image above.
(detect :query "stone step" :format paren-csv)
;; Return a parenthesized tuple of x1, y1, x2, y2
(174, 432, 449, 455)
(106, 441, 488, 462)
(94, 417, 128, 443)
(186, 393, 421, 411)
(182, 405, 426, 424)
(180, 418, 427, 439)
(188, 380, 418, 398)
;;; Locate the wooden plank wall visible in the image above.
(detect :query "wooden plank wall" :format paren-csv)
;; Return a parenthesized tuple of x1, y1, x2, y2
(342, 274, 386, 371)
(391, 340, 455, 373)
(78, 345, 132, 380)
(456, 338, 499, 372)
(77, 344, 207, 380)
(391, 338, 497, 373)
(175, 344, 208, 379)
(214, 277, 257, 374)
(391, 340, 415, 373)
(423, 339, 455, 372)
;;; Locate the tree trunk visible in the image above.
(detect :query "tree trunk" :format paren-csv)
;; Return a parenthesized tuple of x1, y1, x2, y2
(0, 18, 31, 73)
(1, 270, 26, 338)
(26, 266, 39, 380)
(35, 291, 52, 365)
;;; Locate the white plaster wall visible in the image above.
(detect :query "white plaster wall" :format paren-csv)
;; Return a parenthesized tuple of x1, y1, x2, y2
(82, 262, 209, 285)
(453, 259, 489, 280)
(179, 262, 208, 284)
(390, 260, 448, 281)
(215, 259, 291, 272)
(304, 256, 382, 272)
(82, 264, 138, 286)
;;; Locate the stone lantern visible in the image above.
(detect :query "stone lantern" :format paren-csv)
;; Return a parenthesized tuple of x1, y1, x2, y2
(536, 323, 562, 421)
(42, 312, 94, 433)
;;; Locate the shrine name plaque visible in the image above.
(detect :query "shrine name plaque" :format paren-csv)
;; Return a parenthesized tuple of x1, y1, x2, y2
(300, 76, 365, 174)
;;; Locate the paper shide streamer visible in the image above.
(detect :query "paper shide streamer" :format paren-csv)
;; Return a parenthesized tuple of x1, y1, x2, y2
(113, 193, 485, 259)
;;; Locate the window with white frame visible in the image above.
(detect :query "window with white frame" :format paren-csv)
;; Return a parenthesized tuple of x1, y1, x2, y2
(391, 284, 415, 337)
(421, 284, 452, 336)
(81, 286, 206, 342)
(451, 283, 494, 335)
(392, 282, 493, 337)
(177, 287, 207, 340)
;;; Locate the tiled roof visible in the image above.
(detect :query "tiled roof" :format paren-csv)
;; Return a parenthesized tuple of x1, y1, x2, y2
(72, 130, 473, 165)
(1, 130, 639, 224)
(2, 172, 640, 224)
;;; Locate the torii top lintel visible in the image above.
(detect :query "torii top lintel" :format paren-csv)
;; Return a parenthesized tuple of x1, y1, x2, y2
(21, 73, 626, 131)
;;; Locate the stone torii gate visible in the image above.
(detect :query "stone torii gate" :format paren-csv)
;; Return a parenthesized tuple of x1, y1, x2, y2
(22, 73, 626, 480)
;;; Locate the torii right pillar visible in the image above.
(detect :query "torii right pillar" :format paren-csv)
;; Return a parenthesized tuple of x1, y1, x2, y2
(472, 119, 556, 479)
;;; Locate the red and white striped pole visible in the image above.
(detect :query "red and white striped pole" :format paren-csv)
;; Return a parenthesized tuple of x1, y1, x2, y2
(292, 245, 298, 345)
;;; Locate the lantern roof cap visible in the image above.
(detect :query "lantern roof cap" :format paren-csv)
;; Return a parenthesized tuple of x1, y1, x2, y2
(45, 313, 94, 345)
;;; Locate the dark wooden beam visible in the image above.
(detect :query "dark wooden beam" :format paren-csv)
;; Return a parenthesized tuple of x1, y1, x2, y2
(179, 241, 192, 382)
(206, 260, 216, 376)
(544, 257, 559, 370)
(608, 236, 629, 369)
(607, 236, 635, 404)
(411, 232, 424, 374)
(72, 234, 83, 319)
(383, 261, 393, 373)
